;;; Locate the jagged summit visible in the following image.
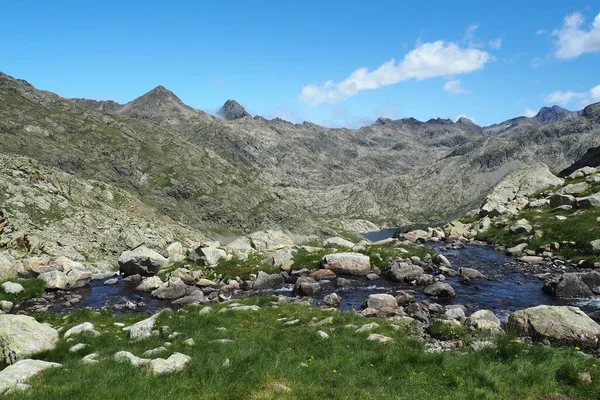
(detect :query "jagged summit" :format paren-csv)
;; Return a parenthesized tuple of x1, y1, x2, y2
(218, 99, 251, 120)
(456, 117, 476, 125)
(534, 105, 581, 123)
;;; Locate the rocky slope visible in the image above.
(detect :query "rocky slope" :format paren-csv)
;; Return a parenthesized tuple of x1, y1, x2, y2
(3, 70, 600, 235)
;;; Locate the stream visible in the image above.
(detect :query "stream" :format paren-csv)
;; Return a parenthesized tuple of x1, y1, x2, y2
(31, 229, 600, 320)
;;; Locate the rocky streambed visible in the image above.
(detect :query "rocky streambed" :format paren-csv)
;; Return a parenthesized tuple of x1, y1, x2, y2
(11, 230, 600, 324)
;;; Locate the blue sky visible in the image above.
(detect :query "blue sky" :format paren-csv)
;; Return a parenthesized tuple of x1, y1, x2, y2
(1, 0, 599, 127)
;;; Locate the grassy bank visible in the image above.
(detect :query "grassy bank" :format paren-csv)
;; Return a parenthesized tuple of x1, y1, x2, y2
(5, 296, 600, 400)
(0, 278, 45, 303)
(476, 205, 600, 263)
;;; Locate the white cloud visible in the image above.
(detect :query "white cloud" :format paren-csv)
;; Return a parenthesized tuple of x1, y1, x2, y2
(489, 38, 503, 49)
(544, 84, 600, 106)
(536, 29, 548, 35)
(443, 79, 471, 94)
(553, 12, 600, 59)
(523, 108, 537, 117)
(464, 24, 483, 47)
(531, 57, 544, 68)
(299, 41, 491, 106)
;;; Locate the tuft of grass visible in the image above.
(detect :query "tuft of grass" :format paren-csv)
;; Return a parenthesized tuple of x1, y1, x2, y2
(211, 253, 278, 280)
(428, 319, 470, 341)
(3, 298, 600, 400)
(0, 278, 45, 303)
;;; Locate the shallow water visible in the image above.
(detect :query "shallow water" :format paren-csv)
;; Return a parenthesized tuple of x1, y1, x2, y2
(50, 231, 600, 319)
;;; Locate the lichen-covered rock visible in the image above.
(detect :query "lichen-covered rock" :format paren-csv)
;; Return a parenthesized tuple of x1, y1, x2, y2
(0, 359, 61, 394)
(423, 282, 456, 298)
(508, 306, 600, 344)
(248, 230, 293, 251)
(0, 315, 59, 363)
(388, 262, 423, 282)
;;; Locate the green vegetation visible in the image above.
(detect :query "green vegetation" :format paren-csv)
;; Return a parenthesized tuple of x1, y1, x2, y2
(428, 319, 470, 342)
(211, 253, 280, 280)
(476, 206, 600, 262)
(4, 298, 600, 399)
(361, 243, 432, 271)
(0, 278, 45, 303)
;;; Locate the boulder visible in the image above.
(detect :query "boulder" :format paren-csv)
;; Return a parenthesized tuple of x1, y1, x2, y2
(509, 219, 532, 234)
(38, 266, 92, 290)
(576, 193, 600, 209)
(195, 244, 227, 266)
(321, 253, 371, 276)
(506, 243, 528, 256)
(0, 253, 22, 281)
(590, 240, 600, 254)
(508, 306, 600, 343)
(528, 198, 550, 209)
(151, 278, 189, 300)
(567, 166, 597, 179)
(148, 352, 191, 374)
(171, 289, 207, 305)
(118, 247, 168, 276)
(549, 194, 575, 209)
(323, 293, 342, 307)
(423, 282, 455, 298)
(294, 277, 321, 296)
(458, 267, 486, 280)
(136, 276, 164, 292)
(224, 237, 254, 255)
(0, 315, 59, 363)
(1, 281, 24, 294)
(558, 182, 589, 195)
(64, 322, 95, 338)
(366, 294, 398, 311)
(388, 262, 424, 282)
(123, 314, 159, 340)
(252, 271, 285, 290)
(166, 242, 186, 262)
(309, 269, 336, 281)
(542, 272, 600, 298)
(0, 359, 61, 394)
(269, 249, 296, 270)
(466, 310, 501, 330)
(323, 237, 355, 248)
(248, 230, 293, 251)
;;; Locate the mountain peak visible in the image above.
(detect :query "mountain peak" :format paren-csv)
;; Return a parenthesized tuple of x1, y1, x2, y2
(534, 105, 579, 123)
(218, 99, 250, 120)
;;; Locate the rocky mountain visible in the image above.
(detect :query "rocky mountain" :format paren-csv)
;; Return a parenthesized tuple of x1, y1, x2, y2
(2, 70, 600, 253)
(560, 144, 600, 177)
(217, 99, 250, 120)
(534, 105, 582, 124)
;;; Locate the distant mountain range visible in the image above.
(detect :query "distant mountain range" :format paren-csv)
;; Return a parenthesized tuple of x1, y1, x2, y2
(2, 70, 600, 255)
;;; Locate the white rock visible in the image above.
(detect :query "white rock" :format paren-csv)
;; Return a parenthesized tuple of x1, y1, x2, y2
(0, 315, 59, 362)
(148, 352, 191, 374)
(123, 314, 158, 340)
(355, 323, 379, 334)
(316, 330, 329, 339)
(1, 281, 24, 294)
(64, 322, 94, 338)
(367, 333, 394, 343)
(69, 343, 87, 353)
(0, 359, 61, 394)
(81, 353, 99, 364)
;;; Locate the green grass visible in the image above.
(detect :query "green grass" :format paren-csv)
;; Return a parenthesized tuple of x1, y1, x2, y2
(428, 319, 470, 342)
(0, 278, 45, 303)
(211, 253, 279, 280)
(4, 298, 600, 399)
(477, 206, 600, 262)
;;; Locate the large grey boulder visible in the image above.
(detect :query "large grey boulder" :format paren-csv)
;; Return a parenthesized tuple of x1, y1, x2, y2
(458, 267, 486, 280)
(0, 359, 61, 394)
(194, 243, 227, 266)
(0, 253, 23, 281)
(388, 262, 423, 282)
(151, 277, 189, 300)
(321, 252, 371, 276)
(466, 310, 501, 330)
(366, 294, 398, 311)
(38, 266, 92, 290)
(558, 182, 589, 195)
(118, 246, 168, 276)
(248, 230, 293, 251)
(123, 314, 159, 340)
(0, 315, 59, 363)
(224, 237, 254, 255)
(136, 276, 164, 292)
(294, 277, 321, 296)
(252, 271, 285, 290)
(509, 219, 532, 234)
(508, 306, 600, 344)
(542, 272, 600, 298)
(423, 282, 456, 298)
